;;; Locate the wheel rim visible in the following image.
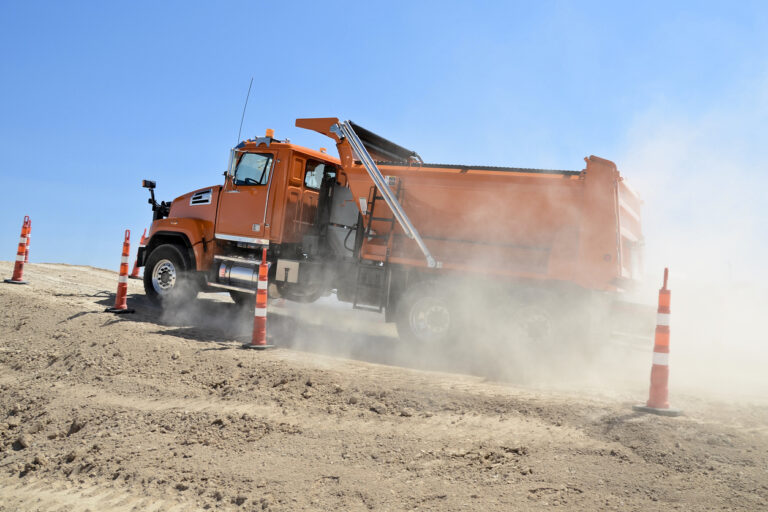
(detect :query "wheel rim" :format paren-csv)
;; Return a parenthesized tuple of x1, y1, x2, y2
(408, 297, 451, 342)
(151, 259, 177, 295)
(514, 306, 553, 344)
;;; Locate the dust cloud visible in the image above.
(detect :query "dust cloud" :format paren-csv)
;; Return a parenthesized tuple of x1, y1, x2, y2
(618, 102, 768, 403)
(154, 285, 254, 343)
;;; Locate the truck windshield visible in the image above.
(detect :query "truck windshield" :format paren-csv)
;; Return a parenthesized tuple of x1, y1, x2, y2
(234, 153, 273, 186)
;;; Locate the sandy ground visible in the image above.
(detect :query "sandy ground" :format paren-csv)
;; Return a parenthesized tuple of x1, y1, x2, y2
(1, 261, 767, 511)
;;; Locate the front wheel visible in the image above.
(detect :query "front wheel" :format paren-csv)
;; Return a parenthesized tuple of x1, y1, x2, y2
(143, 244, 198, 306)
(395, 281, 460, 345)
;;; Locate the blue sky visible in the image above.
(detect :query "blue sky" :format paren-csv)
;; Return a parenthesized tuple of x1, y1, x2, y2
(1, 0, 766, 280)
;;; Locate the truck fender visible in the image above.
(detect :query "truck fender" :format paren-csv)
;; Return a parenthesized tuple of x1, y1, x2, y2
(142, 218, 214, 271)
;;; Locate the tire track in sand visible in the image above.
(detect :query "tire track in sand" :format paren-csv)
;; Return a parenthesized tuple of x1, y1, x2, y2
(55, 383, 594, 447)
(0, 474, 198, 512)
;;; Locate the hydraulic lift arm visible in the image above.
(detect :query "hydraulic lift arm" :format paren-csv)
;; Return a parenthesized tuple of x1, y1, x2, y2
(335, 121, 439, 268)
(296, 117, 440, 268)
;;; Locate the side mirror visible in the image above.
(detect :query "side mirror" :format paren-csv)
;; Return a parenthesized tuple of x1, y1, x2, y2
(143, 179, 158, 208)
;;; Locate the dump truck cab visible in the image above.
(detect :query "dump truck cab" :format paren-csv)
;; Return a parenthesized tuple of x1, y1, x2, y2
(216, 134, 339, 249)
(138, 130, 342, 305)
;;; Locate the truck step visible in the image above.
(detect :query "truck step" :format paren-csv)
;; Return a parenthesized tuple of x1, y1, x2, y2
(355, 284, 382, 291)
(352, 304, 383, 313)
(358, 264, 386, 271)
(213, 254, 263, 266)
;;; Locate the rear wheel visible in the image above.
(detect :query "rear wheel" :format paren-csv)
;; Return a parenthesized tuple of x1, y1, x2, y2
(510, 301, 557, 347)
(502, 290, 593, 367)
(143, 244, 198, 306)
(395, 281, 460, 345)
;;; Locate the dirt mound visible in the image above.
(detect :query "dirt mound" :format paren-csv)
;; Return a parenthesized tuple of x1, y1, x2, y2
(1, 262, 767, 510)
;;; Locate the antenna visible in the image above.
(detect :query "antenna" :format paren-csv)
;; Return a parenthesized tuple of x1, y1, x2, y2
(236, 77, 254, 143)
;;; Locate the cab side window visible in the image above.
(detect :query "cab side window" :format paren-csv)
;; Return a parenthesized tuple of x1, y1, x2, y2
(304, 161, 324, 190)
(304, 161, 335, 190)
(235, 153, 273, 186)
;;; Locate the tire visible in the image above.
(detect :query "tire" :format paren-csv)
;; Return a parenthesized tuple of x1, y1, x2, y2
(509, 300, 558, 348)
(505, 290, 593, 360)
(395, 281, 460, 345)
(143, 244, 198, 306)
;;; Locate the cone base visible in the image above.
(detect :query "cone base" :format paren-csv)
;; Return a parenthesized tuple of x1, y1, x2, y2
(632, 404, 682, 417)
(242, 343, 275, 350)
(105, 307, 136, 314)
(128, 276, 141, 280)
(4, 279, 28, 285)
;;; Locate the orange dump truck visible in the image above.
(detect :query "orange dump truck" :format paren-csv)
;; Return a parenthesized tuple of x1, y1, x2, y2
(137, 118, 644, 344)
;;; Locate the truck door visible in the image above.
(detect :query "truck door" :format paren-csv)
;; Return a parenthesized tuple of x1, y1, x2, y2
(283, 157, 327, 241)
(298, 160, 325, 232)
(215, 152, 275, 242)
(283, 156, 305, 242)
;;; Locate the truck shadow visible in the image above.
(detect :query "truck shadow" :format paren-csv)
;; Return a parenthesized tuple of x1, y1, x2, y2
(93, 292, 511, 380)
(96, 292, 252, 344)
(274, 311, 492, 378)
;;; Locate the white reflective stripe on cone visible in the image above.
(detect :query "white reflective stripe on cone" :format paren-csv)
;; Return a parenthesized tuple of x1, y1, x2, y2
(121, 256, 130, 264)
(118, 275, 129, 283)
(652, 352, 669, 366)
(257, 280, 268, 289)
(19, 237, 27, 245)
(656, 313, 671, 326)
(254, 307, 267, 317)
(16, 254, 25, 262)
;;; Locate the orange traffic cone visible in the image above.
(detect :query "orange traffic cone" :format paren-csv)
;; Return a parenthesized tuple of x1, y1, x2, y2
(243, 248, 273, 350)
(5, 216, 30, 285)
(634, 268, 681, 416)
(105, 230, 135, 314)
(129, 228, 148, 279)
(24, 219, 31, 264)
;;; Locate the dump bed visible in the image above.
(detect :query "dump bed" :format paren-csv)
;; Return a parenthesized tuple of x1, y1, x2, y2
(298, 118, 643, 293)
